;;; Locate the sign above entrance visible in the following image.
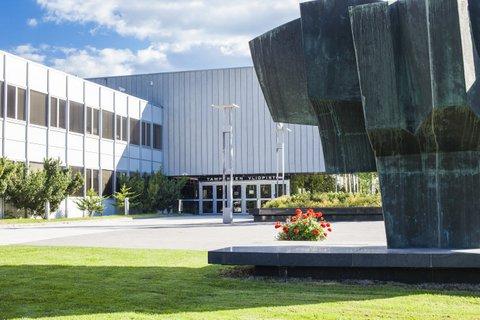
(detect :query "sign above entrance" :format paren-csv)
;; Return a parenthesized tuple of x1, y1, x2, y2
(200, 174, 288, 182)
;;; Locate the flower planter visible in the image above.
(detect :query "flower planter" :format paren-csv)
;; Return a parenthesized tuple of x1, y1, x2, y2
(252, 207, 383, 222)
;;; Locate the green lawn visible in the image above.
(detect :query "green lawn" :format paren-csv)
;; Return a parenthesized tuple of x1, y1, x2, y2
(0, 246, 479, 319)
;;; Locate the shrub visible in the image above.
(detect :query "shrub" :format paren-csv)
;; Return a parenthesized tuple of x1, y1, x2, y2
(116, 170, 188, 213)
(263, 192, 381, 209)
(275, 209, 332, 241)
(75, 188, 105, 217)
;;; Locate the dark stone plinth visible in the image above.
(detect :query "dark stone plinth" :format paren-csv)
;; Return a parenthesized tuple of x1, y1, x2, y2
(252, 207, 383, 222)
(349, 0, 480, 248)
(208, 246, 480, 283)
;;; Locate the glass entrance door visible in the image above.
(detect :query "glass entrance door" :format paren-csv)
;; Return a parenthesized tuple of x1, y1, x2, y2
(199, 180, 290, 215)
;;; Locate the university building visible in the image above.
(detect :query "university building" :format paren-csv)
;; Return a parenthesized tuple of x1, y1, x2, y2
(90, 68, 325, 214)
(0, 50, 163, 217)
(0, 50, 325, 217)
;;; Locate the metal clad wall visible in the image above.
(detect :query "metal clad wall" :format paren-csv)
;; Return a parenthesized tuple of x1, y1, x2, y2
(90, 67, 325, 176)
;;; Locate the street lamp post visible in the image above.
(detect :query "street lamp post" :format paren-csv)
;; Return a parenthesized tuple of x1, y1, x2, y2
(275, 123, 291, 198)
(211, 104, 239, 224)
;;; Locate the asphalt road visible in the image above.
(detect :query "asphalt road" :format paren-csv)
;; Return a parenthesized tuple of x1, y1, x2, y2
(0, 216, 387, 251)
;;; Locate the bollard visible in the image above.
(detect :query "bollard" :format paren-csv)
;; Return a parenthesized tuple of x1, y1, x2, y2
(45, 200, 50, 220)
(124, 197, 129, 216)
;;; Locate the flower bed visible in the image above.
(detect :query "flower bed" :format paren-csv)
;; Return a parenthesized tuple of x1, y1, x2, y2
(274, 209, 332, 241)
(263, 192, 381, 209)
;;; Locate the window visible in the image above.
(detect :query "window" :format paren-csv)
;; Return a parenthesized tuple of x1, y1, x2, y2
(130, 118, 140, 145)
(6, 86, 26, 121)
(115, 115, 128, 142)
(59, 99, 66, 129)
(69, 101, 84, 134)
(86, 169, 99, 193)
(122, 117, 128, 141)
(50, 97, 58, 127)
(102, 169, 113, 196)
(86, 107, 99, 136)
(7, 85, 15, 118)
(153, 124, 162, 150)
(86, 107, 92, 133)
(142, 122, 151, 147)
(102, 110, 114, 140)
(260, 184, 272, 199)
(30, 90, 48, 126)
(70, 166, 84, 197)
(246, 185, 257, 199)
(92, 109, 99, 135)
(17, 88, 26, 121)
(116, 115, 121, 140)
(116, 171, 127, 192)
(0, 81, 4, 117)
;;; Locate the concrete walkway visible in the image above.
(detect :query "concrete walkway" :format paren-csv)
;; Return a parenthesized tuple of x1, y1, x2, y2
(0, 216, 387, 251)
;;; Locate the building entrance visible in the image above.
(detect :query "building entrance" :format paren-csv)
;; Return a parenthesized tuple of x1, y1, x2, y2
(198, 179, 290, 215)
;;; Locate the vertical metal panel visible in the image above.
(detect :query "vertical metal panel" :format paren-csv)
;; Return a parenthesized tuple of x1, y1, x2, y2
(89, 67, 326, 176)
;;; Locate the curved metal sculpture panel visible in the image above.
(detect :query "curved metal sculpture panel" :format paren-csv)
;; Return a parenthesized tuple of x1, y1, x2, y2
(250, 0, 377, 174)
(349, 0, 480, 248)
(249, 19, 316, 126)
(250, 0, 480, 249)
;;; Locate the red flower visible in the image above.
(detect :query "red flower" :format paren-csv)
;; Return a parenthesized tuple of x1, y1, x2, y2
(283, 226, 289, 233)
(302, 214, 308, 219)
(315, 212, 323, 218)
(307, 209, 314, 216)
(274, 221, 282, 229)
(321, 223, 326, 228)
(312, 229, 320, 236)
(326, 223, 331, 228)
(294, 228, 299, 235)
(295, 209, 303, 216)
(328, 228, 332, 232)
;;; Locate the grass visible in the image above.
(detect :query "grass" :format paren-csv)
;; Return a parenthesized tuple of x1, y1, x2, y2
(0, 246, 479, 320)
(0, 213, 164, 225)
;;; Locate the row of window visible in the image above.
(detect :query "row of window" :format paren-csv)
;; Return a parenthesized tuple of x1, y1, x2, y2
(0, 81, 162, 150)
(71, 167, 115, 197)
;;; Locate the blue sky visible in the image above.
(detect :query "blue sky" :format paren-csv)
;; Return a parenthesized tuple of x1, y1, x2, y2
(0, 0, 300, 77)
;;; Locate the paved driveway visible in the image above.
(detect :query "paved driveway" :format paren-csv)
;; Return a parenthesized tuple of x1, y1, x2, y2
(0, 216, 387, 251)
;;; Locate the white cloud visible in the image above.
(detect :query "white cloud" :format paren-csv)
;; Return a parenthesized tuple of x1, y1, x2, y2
(36, 0, 301, 57)
(27, 18, 38, 27)
(13, 44, 46, 63)
(19, 1, 301, 76)
(11, 44, 171, 77)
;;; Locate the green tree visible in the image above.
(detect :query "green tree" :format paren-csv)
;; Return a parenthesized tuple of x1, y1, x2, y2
(6, 159, 83, 218)
(290, 173, 336, 195)
(118, 173, 145, 210)
(148, 171, 187, 212)
(0, 158, 19, 197)
(113, 184, 138, 214)
(116, 170, 187, 213)
(75, 188, 105, 217)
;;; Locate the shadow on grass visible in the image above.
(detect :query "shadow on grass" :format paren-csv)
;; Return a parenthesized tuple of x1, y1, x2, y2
(0, 264, 476, 319)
